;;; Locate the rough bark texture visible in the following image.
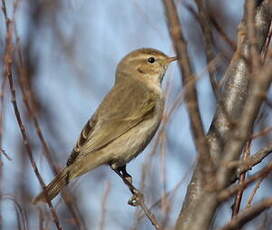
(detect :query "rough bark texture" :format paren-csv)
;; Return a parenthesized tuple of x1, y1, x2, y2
(171, 1, 272, 229)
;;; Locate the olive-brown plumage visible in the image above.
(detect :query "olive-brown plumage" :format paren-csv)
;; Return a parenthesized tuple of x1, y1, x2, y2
(32, 48, 176, 204)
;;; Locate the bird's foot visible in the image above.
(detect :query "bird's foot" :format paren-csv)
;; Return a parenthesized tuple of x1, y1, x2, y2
(112, 165, 133, 184)
(119, 166, 133, 184)
(128, 188, 143, 206)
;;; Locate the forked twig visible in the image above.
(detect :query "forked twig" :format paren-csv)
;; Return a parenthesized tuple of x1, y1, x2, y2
(219, 198, 272, 230)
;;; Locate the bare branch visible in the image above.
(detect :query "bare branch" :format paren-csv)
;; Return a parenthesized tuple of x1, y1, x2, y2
(246, 178, 264, 208)
(218, 161, 272, 201)
(1, 1, 63, 229)
(235, 142, 272, 175)
(0, 149, 12, 161)
(15, 36, 86, 230)
(218, 198, 272, 230)
(173, 1, 272, 229)
(231, 141, 251, 217)
(162, 0, 213, 184)
(113, 169, 162, 230)
(99, 182, 111, 230)
(217, 42, 272, 188)
(194, 0, 219, 96)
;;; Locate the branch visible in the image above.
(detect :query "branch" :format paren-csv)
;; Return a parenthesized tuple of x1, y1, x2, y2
(1, 1, 63, 229)
(231, 141, 251, 217)
(113, 169, 162, 230)
(217, 39, 272, 188)
(173, 1, 272, 229)
(99, 182, 111, 230)
(162, 0, 213, 184)
(225, 142, 272, 175)
(218, 161, 272, 201)
(218, 198, 272, 230)
(15, 37, 86, 229)
(194, 0, 219, 97)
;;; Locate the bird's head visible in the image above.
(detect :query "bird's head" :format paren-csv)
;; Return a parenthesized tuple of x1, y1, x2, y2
(116, 48, 176, 86)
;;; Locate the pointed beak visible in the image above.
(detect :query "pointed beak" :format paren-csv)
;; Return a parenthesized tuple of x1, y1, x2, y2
(166, 56, 177, 63)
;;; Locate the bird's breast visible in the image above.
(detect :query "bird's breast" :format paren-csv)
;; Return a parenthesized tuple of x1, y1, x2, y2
(106, 98, 164, 169)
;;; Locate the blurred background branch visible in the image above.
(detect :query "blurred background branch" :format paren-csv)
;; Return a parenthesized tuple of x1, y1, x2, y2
(1, 0, 272, 229)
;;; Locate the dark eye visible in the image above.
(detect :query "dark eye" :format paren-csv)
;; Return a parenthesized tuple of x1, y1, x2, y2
(147, 57, 155, 63)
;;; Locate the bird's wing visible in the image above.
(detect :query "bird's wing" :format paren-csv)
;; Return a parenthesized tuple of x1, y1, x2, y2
(66, 81, 159, 166)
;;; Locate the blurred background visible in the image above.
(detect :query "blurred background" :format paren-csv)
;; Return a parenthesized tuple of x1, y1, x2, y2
(2, 0, 271, 229)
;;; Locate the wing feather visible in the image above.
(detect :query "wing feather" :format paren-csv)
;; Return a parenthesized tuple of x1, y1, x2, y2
(66, 80, 159, 165)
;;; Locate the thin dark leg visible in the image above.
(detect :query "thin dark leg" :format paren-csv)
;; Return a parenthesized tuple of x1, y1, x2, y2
(112, 165, 134, 193)
(118, 165, 132, 184)
(111, 165, 161, 229)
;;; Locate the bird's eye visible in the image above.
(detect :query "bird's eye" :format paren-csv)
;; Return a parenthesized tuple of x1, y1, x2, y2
(147, 57, 155, 63)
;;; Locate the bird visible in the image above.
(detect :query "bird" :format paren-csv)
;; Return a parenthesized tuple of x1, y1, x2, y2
(32, 48, 176, 204)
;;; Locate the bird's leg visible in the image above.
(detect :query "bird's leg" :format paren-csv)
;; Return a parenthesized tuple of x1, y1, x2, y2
(112, 165, 142, 206)
(113, 165, 133, 189)
(111, 165, 160, 228)
(119, 165, 133, 184)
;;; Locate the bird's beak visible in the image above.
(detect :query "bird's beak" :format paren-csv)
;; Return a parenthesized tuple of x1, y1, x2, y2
(167, 56, 177, 63)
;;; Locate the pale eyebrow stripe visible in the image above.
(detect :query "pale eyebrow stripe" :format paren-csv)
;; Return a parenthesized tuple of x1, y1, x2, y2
(128, 54, 165, 62)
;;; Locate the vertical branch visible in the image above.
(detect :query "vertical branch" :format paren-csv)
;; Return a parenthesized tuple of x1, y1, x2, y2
(1, 1, 63, 230)
(162, 0, 213, 182)
(0, 81, 4, 230)
(195, 0, 219, 97)
(246, 0, 262, 70)
(0, 41, 6, 230)
(15, 39, 86, 230)
(99, 182, 111, 230)
(246, 178, 264, 208)
(231, 141, 251, 217)
(162, 2, 218, 229)
(217, 0, 272, 188)
(217, 48, 272, 188)
(171, 0, 272, 229)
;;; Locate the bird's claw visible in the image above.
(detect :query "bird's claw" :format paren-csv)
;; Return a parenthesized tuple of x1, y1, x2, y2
(128, 189, 143, 206)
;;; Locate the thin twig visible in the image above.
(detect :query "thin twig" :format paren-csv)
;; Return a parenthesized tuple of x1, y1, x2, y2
(163, 0, 214, 183)
(3, 195, 28, 229)
(99, 181, 111, 230)
(1, 2, 63, 229)
(0, 149, 11, 161)
(38, 208, 45, 230)
(159, 130, 171, 229)
(262, 19, 272, 60)
(192, 0, 219, 97)
(225, 142, 272, 176)
(218, 161, 272, 201)
(15, 34, 86, 230)
(251, 126, 272, 139)
(246, 178, 264, 208)
(208, 12, 236, 51)
(218, 198, 272, 230)
(231, 141, 251, 218)
(0, 67, 7, 151)
(138, 176, 185, 221)
(217, 36, 272, 189)
(113, 170, 162, 230)
(237, 143, 272, 174)
(246, 0, 262, 70)
(173, 1, 272, 229)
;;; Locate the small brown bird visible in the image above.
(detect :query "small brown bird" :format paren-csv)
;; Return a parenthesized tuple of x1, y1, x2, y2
(32, 48, 176, 204)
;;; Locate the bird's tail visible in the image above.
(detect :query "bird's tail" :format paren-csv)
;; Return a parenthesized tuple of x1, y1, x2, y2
(32, 168, 69, 204)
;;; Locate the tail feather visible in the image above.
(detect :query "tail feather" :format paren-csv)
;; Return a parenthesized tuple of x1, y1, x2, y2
(32, 168, 69, 204)
(32, 151, 109, 205)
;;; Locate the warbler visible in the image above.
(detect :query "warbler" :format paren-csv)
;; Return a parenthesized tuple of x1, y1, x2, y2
(32, 48, 176, 204)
